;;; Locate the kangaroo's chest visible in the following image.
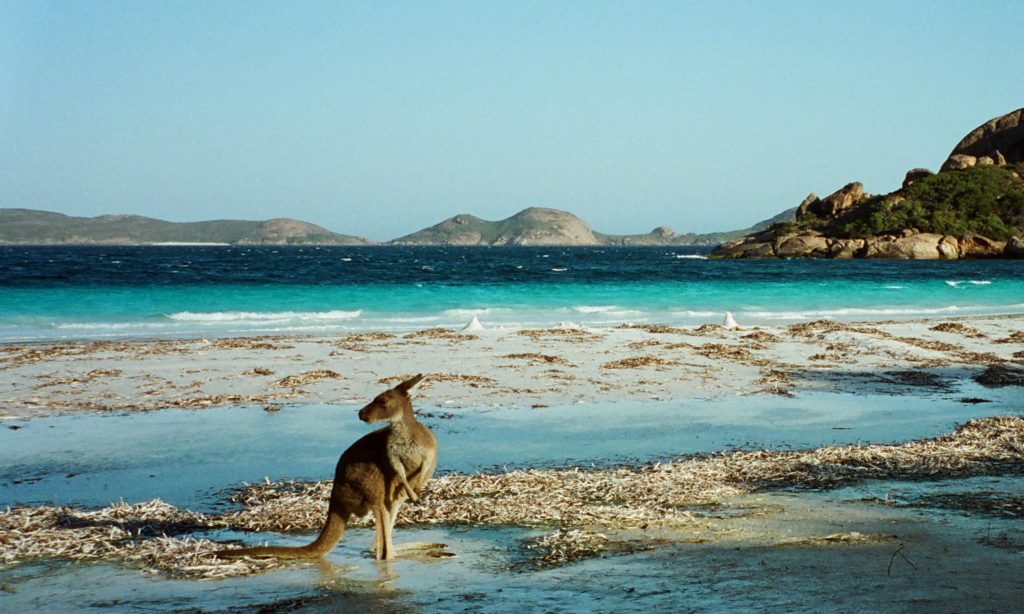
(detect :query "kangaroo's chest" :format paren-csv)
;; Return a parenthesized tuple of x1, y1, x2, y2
(387, 428, 426, 467)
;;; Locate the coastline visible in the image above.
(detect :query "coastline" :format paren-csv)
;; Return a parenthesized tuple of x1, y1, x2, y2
(1, 314, 1021, 420)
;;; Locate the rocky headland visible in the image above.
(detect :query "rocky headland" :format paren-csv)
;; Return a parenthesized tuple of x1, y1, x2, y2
(712, 108, 1024, 259)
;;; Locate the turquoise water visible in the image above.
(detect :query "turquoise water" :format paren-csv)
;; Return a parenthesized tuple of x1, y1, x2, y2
(1, 245, 1022, 340)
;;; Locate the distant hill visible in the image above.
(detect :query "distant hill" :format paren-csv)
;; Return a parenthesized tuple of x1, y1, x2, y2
(1, 205, 798, 248)
(0, 209, 372, 245)
(393, 207, 795, 246)
(392, 208, 599, 246)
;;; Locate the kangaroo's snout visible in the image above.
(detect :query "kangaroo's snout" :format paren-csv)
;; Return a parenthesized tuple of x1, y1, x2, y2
(357, 399, 380, 423)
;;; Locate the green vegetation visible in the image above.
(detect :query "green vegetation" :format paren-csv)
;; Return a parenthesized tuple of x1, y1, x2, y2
(0, 209, 369, 245)
(833, 165, 1024, 240)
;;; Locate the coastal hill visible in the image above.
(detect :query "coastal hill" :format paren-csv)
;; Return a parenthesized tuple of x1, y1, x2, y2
(1, 205, 793, 247)
(392, 206, 795, 246)
(393, 208, 600, 246)
(712, 108, 1024, 259)
(0, 209, 372, 245)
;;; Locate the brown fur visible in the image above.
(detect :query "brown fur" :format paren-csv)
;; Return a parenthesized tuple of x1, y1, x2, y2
(216, 374, 437, 561)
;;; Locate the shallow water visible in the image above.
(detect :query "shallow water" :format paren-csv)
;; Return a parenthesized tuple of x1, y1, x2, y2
(2, 388, 1018, 510)
(2, 390, 1022, 612)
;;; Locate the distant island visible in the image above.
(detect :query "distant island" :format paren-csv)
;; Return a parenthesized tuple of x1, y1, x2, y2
(0, 206, 794, 248)
(391, 206, 794, 246)
(0, 210, 371, 246)
(712, 107, 1024, 259)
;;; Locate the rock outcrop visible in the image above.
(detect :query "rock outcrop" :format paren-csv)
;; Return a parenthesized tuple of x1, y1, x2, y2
(941, 108, 1024, 172)
(1006, 236, 1024, 259)
(795, 183, 866, 219)
(712, 107, 1024, 260)
(902, 168, 934, 188)
(713, 229, 1014, 260)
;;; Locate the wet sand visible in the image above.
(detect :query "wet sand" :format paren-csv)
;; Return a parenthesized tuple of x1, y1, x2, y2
(1, 315, 1022, 419)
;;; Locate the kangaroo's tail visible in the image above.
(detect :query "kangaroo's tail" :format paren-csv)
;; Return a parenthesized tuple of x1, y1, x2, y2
(215, 509, 346, 560)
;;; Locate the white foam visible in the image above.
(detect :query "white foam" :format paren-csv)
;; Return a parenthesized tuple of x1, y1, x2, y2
(670, 310, 719, 318)
(573, 305, 644, 317)
(947, 279, 993, 288)
(744, 305, 964, 320)
(675, 254, 708, 260)
(166, 310, 362, 323)
(574, 305, 618, 314)
(55, 322, 173, 330)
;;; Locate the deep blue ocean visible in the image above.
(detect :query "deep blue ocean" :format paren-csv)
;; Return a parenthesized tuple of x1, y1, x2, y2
(0, 245, 1021, 341)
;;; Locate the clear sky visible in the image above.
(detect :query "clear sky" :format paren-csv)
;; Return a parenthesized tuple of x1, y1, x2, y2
(1, 1, 1022, 241)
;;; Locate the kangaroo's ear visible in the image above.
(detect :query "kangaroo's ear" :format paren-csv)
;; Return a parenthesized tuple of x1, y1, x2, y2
(397, 373, 426, 393)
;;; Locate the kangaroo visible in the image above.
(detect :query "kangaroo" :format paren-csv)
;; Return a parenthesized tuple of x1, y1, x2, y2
(216, 374, 437, 561)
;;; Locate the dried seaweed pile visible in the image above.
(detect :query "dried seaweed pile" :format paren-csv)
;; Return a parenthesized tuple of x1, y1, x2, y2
(0, 500, 279, 579)
(377, 373, 496, 387)
(742, 330, 781, 344)
(221, 480, 333, 532)
(402, 328, 477, 341)
(232, 417, 1024, 531)
(503, 353, 571, 365)
(690, 324, 725, 336)
(170, 394, 270, 409)
(714, 416, 1024, 487)
(695, 343, 754, 361)
(35, 369, 124, 389)
(617, 324, 688, 335)
(517, 328, 600, 343)
(333, 332, 396, 352)
(273, 369, 344, 388)
(205, 337, 294, 351)
(930, 322, 986, 338)
(601, 356, 680, 369)
(994, 330, 1024, 344)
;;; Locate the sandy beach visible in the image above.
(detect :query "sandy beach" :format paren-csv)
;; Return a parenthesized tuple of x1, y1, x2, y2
(1, 314, 1022, 419)
(2, 315, 1023, 611)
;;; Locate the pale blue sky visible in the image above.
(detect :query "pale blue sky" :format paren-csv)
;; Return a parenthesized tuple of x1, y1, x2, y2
(1, 1, 1021, 240)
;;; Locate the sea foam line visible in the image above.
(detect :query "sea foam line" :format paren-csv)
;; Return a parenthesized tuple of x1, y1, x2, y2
(166, 310, 362, 322)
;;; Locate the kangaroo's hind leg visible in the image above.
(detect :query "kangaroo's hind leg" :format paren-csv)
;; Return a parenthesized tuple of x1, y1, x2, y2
(389, 495, 405, 535)
(372, 504, 394, 560)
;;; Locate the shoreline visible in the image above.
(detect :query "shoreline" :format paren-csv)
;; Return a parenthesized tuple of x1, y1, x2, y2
(1, 314, 1022, 420)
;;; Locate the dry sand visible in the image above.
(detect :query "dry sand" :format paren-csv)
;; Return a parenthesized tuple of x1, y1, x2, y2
(1, 315, 1022, 419)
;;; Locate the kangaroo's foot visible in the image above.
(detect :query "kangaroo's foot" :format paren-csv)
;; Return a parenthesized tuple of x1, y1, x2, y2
(395, 542, 455, 560)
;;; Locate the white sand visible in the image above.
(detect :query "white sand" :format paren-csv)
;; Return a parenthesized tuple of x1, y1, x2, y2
(0, 315, 1021, 418)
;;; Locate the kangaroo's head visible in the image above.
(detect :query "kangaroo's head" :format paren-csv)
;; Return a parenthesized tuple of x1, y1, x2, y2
(358, 374, 426, 423)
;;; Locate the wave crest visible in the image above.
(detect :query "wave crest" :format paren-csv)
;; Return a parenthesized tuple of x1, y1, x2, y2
(166, 310, 362, 323)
